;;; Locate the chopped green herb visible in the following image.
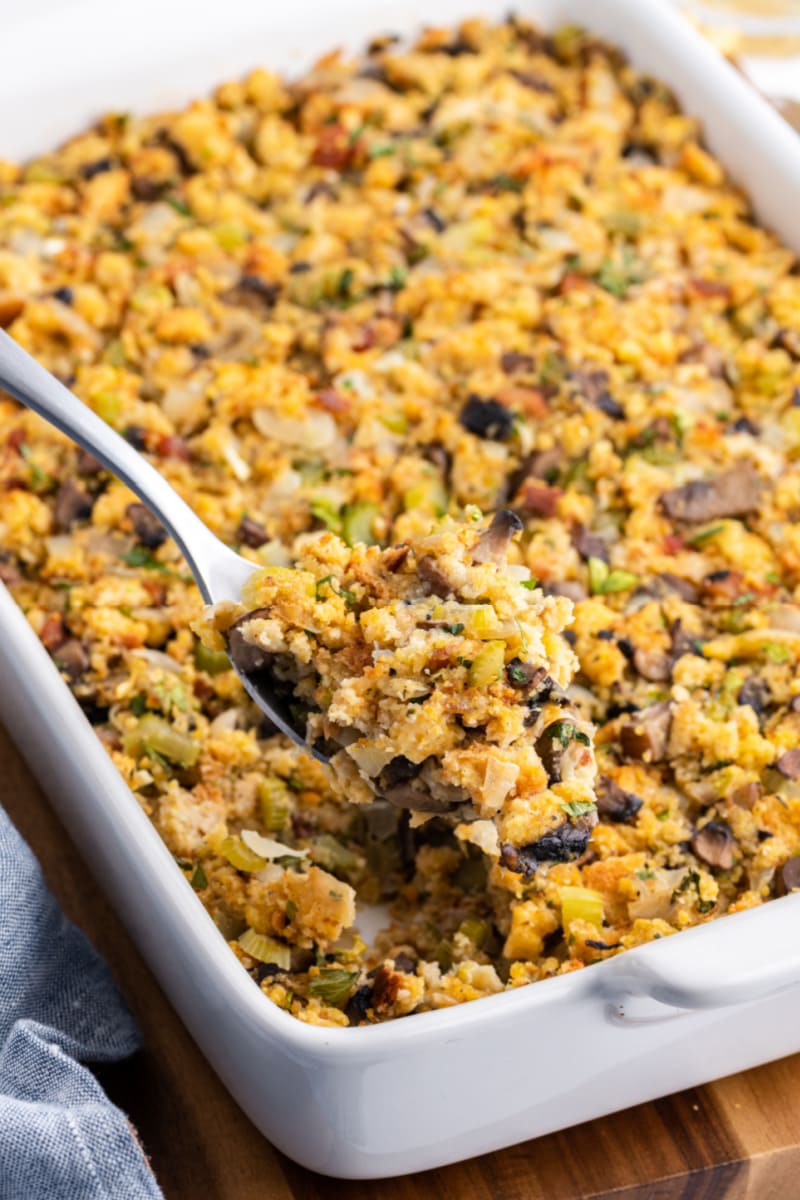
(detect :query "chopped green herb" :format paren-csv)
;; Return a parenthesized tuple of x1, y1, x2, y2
(314, 574, 357, 607)
(368, 143, 395, 158)
(764, 642, 791, 664)
(594, 247, 643, 297)
(190, 864, 208, 891)
(444, 622, 465, 635)
(308, 968, 359, 1007)
(285, 900, 298, 921)
(687, 524, 724, 547)
(130, 694, 148, 717)
(561, 800, 597, 818)
(550, 721, 591, 748)
(766, 570, 782, 585)
(387, 266, 407, 291)
(122, 546, 172, 573)
(636, 868, 656, 880)
(337, 268, 354, 299)
(165, 195, 191, 215)
(520, 577, 539, 590)
(19, 443, 53, 490)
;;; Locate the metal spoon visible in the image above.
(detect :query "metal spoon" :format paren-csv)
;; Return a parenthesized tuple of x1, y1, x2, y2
(0, 328, 326, 759)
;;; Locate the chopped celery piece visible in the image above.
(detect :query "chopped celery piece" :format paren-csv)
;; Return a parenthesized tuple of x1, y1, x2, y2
(403, 477, 448, 516)
(259, 777, 293, 832)
(560, 885, 604, 930)
(308, 968, 359, 1006)
(309, 834, 361, 873)
(123, 714, 199, 767)
(194, 641, 231, 675)
(238, 928, 291, 969)
(468, 641, 506, 687)
(341, 501, 379, 547)
(458, 917, 488, 948)
(220, 835, 267, 873)
(588, 557, 639, 595)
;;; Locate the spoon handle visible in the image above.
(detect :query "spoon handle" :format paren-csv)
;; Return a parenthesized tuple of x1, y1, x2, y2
(0, 329, 248, 602)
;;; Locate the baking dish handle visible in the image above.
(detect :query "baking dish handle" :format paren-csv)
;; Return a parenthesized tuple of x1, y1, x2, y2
(603, 895, 800, 1011)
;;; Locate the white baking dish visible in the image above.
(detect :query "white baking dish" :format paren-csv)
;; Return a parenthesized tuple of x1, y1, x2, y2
(3, 0, 800, 1179)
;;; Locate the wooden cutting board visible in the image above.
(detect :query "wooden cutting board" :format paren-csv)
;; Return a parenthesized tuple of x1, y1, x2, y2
(3, 720, 799, 1200)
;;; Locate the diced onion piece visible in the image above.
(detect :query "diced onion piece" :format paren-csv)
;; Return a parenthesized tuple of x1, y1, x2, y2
(560, 886, 604, 930)
(480, 756, 519, 813)
(240, 828, 308, 862)
(238, 928, 291, 969)
(253, 407, 336, 450)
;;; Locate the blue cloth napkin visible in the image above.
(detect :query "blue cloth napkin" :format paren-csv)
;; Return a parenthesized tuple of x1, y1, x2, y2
(0, 806, 163, 1200)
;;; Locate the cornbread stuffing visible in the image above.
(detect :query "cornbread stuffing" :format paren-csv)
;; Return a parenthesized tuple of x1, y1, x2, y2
(2, 17, 800, 1026)
(196, 512, 597, 869)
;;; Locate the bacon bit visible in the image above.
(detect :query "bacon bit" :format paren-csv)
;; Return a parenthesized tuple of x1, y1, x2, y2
(352, 325, 376, 352)
(193, 676, 214, 702)
(6, 428, 26, 453)
(315, 388, 349, 415)
(427, 648, 452, 673)
(156, 434, 191, 461)
(514, 481, 562, 517)
(689, 278, 732, 302)
(700, 570, 746, 605)
(662, 533, 684, 555)
(496, 384, 549, 420)
(40, 614, 66, 652)
(311, 124, 354, 170)
(559, 271, 590, 295)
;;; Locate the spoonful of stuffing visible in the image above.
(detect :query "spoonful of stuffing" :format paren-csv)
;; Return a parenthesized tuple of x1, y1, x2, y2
(0, 329, 599, 874)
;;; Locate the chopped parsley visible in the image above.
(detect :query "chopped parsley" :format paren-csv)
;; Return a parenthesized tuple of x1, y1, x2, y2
(687, 524, 724, 547)
(561, 799, 597, 818)
(314, 574, 357, 607)
(190, 864, 208, 891)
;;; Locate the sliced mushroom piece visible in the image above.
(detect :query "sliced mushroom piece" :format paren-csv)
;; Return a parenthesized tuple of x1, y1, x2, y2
(729, 781, 762, 809)
(500, 815, 596, 874)
(52, 638, 89, 680)
(226, 608, 273, 674)
(596, 776, 642, 823)
(620, 702, 671, 763)
(545, 580, 588, 603)
(417, 555, 453, 598)
(775, 856, 800, 896)
(506, 660, 547, 691)
(53, 479, 94, 532)
(691, 821, 736, 871)
(657, 574, 700, 604)
(472, 509, 523, 565)
(535, 720, 590, 784)
(126, 502, 167, 549)
(238, 515, 269, 549)
(458, 395, 514, 441)
(776, 749, 800, 780)
(571, 524, 609, 563)
(659, 461, 761, 523)
(738, 675, 771, 716)
(632, 646, 672, 682)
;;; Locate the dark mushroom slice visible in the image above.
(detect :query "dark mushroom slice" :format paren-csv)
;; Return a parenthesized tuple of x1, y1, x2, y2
(544, 580, 588, 603)
(52, 638, 89, 680)
(0, 554, 21, 585)
(659, 461, 761, 523)
(472, 509, 523, 565)
(238, 515, 269, 549)
(775, 856, 800, 896)
(501, 350, 535, 374)
(535, 719, 591, 784)
(500, 815, 597, 874)
(620, 702, 671, 763)
(657, 574, 700, 604)
(632, 646, 672, 682)
(379, 757, 467, 813)
(738, 675, 771, 717)
(596, 776, 642, 823)
(344, 984, 374, 1025)
(53, 479, 94, 531)
(506, 660, 547, 690)
(776, 749, 800, 780)
(417, 555, 453, 598)
(126, 502, 167, 549)
(691, 821, 736, 871)
(458, 395, 514, 440)
(226, 608, 274, 674)
(729, 781, 762, 809)
(571, 524, 609, 563)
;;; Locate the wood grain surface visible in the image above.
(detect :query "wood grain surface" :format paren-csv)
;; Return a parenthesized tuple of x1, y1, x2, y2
(3, 720, 800, 1200)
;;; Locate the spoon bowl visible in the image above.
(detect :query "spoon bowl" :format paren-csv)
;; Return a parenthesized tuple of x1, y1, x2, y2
(0, 328, 324, 758)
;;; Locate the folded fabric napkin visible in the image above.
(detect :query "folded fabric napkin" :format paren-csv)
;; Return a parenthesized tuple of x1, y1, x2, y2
(0, 805, 163, 1200)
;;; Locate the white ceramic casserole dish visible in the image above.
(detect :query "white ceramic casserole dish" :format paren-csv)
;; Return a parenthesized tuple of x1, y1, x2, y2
(3, 0, 800, 1179)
